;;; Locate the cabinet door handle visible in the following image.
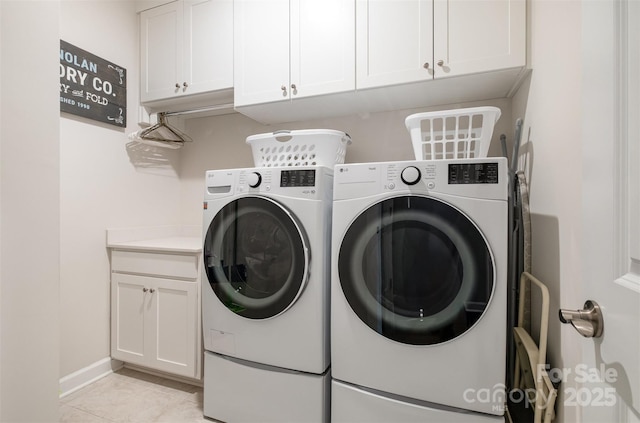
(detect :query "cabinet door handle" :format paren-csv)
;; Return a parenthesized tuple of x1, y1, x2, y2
(290, 84, 297, 95)
(437, 60, 445, 67)
(150, 288, 155, 293)
(281, 85, 287, 96)
(175, 83, 180, 88)
(183, 82, 188, 88)
(423, 62, 430, 69)
(142, 287, 148, 292)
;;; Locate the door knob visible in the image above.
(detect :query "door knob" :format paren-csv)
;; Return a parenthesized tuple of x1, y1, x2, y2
(559, 300, 604, 338)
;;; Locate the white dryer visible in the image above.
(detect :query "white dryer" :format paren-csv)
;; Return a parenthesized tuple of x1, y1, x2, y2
(331, 159, 508, 422)
(202, 166, 332, 422)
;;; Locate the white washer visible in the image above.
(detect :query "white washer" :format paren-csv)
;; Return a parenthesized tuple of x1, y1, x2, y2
(331, 159, 508, 421)
(202, 166, 332, 422)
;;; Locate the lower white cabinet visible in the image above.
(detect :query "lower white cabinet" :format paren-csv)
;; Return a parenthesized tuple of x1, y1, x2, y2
(110, 248, 202, 380)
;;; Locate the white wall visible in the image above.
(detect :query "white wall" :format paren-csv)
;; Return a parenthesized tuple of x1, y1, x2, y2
(511, 1, 582, 422)
(59, 1, 182, 378)
(0, 1, 61, 421)
(179, 98, 514, 225)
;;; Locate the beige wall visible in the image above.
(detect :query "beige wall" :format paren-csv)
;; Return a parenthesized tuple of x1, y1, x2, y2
(512, 1, 583, 422)
(0, 1, 61, 421)
(59, 1, 182, 378)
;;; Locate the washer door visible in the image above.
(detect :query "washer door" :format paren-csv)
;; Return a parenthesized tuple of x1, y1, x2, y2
(338, 195, 494, 345)
(204, 196, 309, 319)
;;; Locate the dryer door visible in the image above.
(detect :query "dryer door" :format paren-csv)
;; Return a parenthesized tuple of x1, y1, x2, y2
(338, 195, 494, 345)
(204, 196, 309, 319)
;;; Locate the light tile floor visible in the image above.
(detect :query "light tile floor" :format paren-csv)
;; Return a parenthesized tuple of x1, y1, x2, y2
(59, 367, 210, 423)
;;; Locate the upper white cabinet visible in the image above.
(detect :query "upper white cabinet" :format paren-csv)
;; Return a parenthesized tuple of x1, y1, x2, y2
(233, 0, 526, 124)
(433, 0, 525, 77)
(356, 0, 526, 89)
(138, 0, 525, 123)
(356, 0, 433, 89)
(234, 0, 355, 108)
(140, 0, 233, 104)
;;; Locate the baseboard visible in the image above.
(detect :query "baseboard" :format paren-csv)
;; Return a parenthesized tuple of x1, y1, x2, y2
(59, 357, 124, 398)
(123, 363, 203, 387)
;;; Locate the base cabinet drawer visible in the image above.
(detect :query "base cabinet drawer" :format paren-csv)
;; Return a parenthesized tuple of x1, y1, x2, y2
(111, 249, 198, 279)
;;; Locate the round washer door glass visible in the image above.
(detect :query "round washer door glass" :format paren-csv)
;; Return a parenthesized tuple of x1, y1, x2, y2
(204, 197, 309, 319)
(338, 195, 494, 345)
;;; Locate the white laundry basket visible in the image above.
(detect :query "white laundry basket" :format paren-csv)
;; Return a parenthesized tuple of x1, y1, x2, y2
(247, 129, 352, 168)
(405, 106, 501, 160)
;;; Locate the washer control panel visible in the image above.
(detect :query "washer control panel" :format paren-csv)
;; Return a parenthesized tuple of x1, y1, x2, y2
(280, 169, 316, 187)
(205, 167, 331, 201)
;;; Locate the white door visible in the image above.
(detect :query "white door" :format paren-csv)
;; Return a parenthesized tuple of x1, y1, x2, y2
(432, 0, 525, 79)
(568, 1, 640, 422)
(233, 0, 290, 106)
(140, 1, 183, 102)
(183, 0, 233, 95)
(111, 274, 148, 365)
(151, 278, 198, 378)
(292, 0, 355, 98)
(355, 0, 433, 89)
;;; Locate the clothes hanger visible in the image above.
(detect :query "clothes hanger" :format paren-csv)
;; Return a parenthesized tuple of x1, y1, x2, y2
(129, 112, 192, 149)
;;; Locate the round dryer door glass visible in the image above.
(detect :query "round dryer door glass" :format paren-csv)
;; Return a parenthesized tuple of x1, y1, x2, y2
(204, 197, 309, 319)
(338, 195, 494, 345)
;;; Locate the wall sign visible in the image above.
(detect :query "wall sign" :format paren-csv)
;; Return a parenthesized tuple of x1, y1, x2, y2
(59, 40, 126, 127)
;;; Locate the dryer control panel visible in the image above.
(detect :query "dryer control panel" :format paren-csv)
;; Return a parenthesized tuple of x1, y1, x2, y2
(448, 162, 500, 185)
(334, 158, 508, 201)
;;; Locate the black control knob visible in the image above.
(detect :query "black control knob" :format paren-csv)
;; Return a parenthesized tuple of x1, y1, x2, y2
(247, 172, 262, 188)
(401, 166, 421, 185)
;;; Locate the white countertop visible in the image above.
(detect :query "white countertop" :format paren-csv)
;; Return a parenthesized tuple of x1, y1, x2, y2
(106, 226, 202, 254)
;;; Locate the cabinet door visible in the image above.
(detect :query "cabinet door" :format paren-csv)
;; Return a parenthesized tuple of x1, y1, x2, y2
(140, 1, 184, 102)
(292, 0, 355, 98)
(433, 0, 525, 78)
(356, 0, 433, 89)
(184, 0, 233, 95)
(111, 273, 199, 378)
(148, 278, 198, 378)
(234, 0, 290, 107)
(111, 274, 149, 366)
